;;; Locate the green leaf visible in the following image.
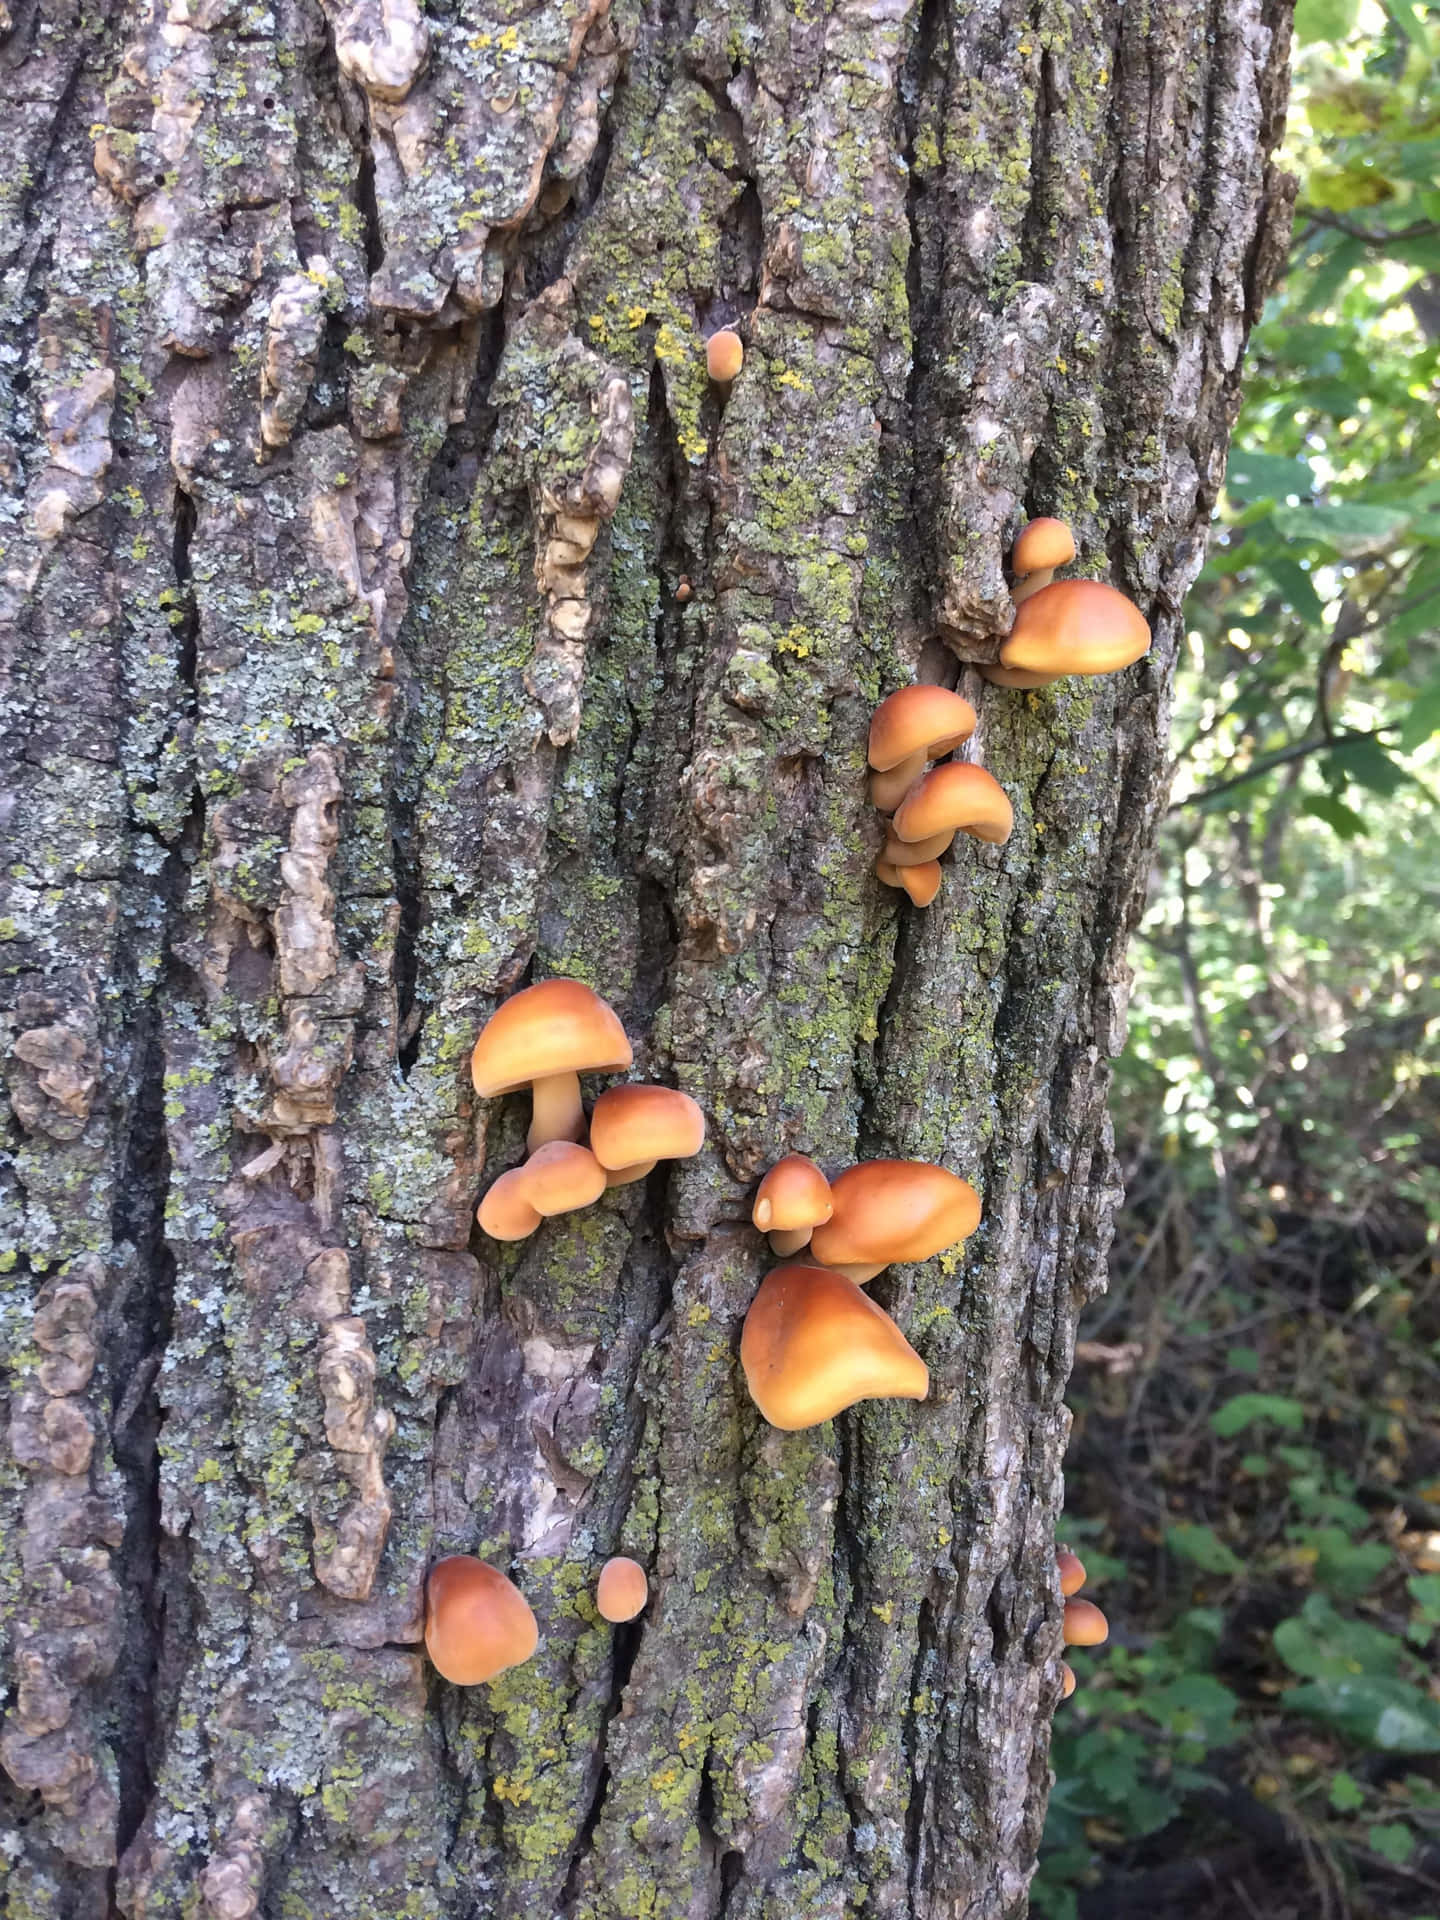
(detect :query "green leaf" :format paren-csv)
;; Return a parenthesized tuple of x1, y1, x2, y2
(1408, 1574, 1440, 1623)
(1274, 1594, 1404, 1679)
(1326, 737, 1409, 796)
(1258, 555, 1326, 623)
(1369, 1822, 1417, 1865)
(1398, 675, 1440, 752)
(1211, 1392, 1306, 1437)
(1226, 451, 1315, 503)
(1227, 1345, 1261, 1376)
(1273, 502, 1412, 554)
(1302, 793, 1368, 839)
(1381, 0, 1433, 53)
(1293, 0, 1361, 37)
(1165, 1524, 1245, 1576)
(1283, 1675, 1440, 1750)
(1329, 1770, 1366, 1811)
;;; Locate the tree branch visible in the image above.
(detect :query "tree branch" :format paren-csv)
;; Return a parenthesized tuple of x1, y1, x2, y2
(1168, 727, 1392, 812)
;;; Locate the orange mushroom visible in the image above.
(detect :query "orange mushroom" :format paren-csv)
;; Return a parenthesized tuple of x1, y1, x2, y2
(706, 329, 744, 383)
(809, 1160, 981, 1283)
(1060, 1663, 1077, 1700)
(472, 978, 632, 1152)
(741, 1262, 928, 1430)
(596, 1556, 648, 1623)
(983, 578, 1151, 689)
(1057, 1547, 1087, 1597)
(477, 1141, 607, 1241)
(753, 1154, 833, 1257)
(890, 764, 1014, 855)
(1063, 1598, 1109, 1647)
(875, 858, 943, 907)
(867, 686, 978, 812)
(1010, 517, 1076, 606)
(425, 1555, 539, 1684)
(588, 1084, 705, 1186)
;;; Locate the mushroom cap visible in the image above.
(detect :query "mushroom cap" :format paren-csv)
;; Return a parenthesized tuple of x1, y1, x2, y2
(596, 1556, 648, 1623)
(1012, 517, 1076, 575)
(753, 1154, 832, 1234)
(868, 686, 977, 773)
(1063, 1598, 1109, 1647)
(875, 858, 943, 906)
(1057, 1547, 1087, 1597)
(706, 329, 744, 382)
(477, 1167, 543, 1242)
(810, 1160, 981, 1273)
(892, 764, 1014, 847)
(741, 1262, 929, 1430)
(589, 1084, 705, 1171)
(471, 978, 632, 1096)
(1000, 579, 1151, 679)
(521, 1140, 608, 1216)
(1060, 1663, 1077, 1700)
(425, 1555, 539, 1685)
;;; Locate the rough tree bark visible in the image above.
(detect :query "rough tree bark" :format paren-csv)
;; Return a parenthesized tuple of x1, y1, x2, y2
(0, 0, 1293, 1912)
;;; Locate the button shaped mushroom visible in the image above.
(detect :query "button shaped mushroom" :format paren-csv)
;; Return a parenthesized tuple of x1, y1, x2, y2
(1063, 1597, 1109, 1647)
(1057, 1547, 1087, 1597)
(753, 1153, 833, 1256)
(809, 1159, 981, 1283)
(875, 858, 943, 907)
(472, 978, 632, 1152)
(589, 1084, 705, 1185)
(890, 763, 1014, 855)
(706, 328, 744, 383)
(984, 578, 1151, 689)
(596, 1556, 648, 1622)
(1010, 517, 1076, 606)
(425, 1555, 539, 1685)
(1060, 1663, 1077, 1700)
(741, 1262, 929, 1430)
(868, 686, 978, 813)
(477, 1141, 608, 1241)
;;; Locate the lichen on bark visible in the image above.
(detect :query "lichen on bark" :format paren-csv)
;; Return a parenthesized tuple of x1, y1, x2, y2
(0, 0, 1293, 1912)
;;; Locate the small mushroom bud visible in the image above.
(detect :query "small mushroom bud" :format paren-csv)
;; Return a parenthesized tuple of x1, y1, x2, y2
(1010, 517, 1076, 606)
(868, 686, 977, 812)
(472, 978, 632, 1152)
(425, 1555, 538, 1684)
(477, 1141, 608, 1241)
(596, 1557, 648, 1623)
(1057, 1547, 1087, 1597)
(1060, 1663, 1077, 1700)
(875, 857, 943, 906)
(676, 577, 693, 603)
(753, 1154, 832, 1256)
(741, 1262, 928, 1430)
(1062, 1598, 1109, 1647)
(706, 328, 744, 383)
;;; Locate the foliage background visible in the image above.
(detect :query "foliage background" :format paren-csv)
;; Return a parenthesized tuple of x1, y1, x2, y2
(1043, 1, 1440, 1912)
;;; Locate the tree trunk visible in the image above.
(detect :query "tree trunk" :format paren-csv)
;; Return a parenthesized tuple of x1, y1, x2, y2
(0, 0, 1293, 1912)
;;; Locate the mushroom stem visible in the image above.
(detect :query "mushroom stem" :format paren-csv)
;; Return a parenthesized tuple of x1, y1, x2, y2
(870, 750, 928, 812)
(768, 1226, 814, 1256)
(1010, 565, 1055, 606)
(823, 1259, 887, 1285)
(603, 1158, 656, 1187)
(527, 1071, 585, 1151)
(979, 662, 1056, 689)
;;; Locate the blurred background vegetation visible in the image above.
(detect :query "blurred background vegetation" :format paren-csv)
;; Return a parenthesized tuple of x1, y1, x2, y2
(1042, 1, 1440, 1913)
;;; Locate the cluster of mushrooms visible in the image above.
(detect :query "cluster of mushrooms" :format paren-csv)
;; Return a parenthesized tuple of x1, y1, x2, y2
(421, 506, 1148, 1695)
(870, 517, 1151, 909)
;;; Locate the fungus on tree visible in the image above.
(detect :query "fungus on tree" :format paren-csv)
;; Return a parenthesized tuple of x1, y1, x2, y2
(741, 1262, 929, 1431)
(1060, 1664, 1077, 1700)
(809, 1159, 982, 1283)
(1062, 1598, 1109, 1647)
(471, 977, 632, 1151)
(867, 685, 978, 811)
(425, 1555, 539, 1685)
(706, 328, 744, 383)
(596, 1556, 648, 1623)
(874, 857, 944, 907)
(1057, 1547, 1087, 1597)
(752, 1153, 833, 1256)
(1009, 517, 1076, 605)
(981, 578, 1151, 689)
(588, 1083, 705, 1185)
(476, 1140, 608, 1240)
(889, 763, 1015, 859)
